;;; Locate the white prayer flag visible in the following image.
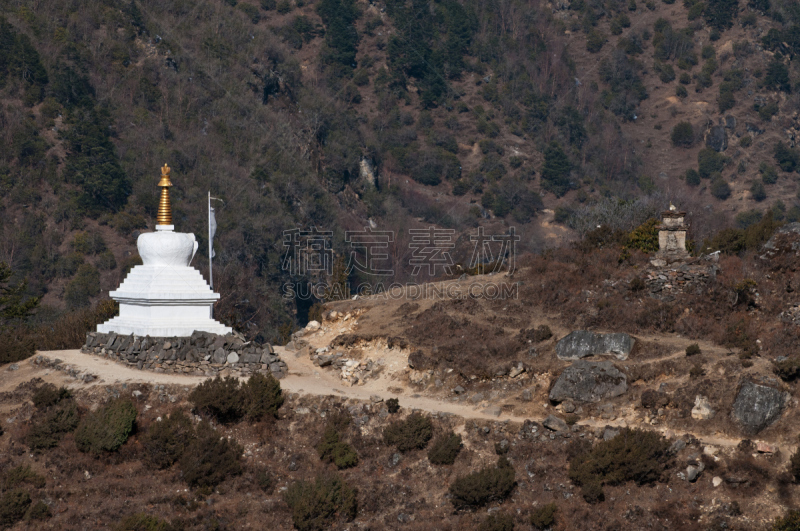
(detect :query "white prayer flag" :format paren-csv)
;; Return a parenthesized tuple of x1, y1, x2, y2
(209, 205, 217, 258)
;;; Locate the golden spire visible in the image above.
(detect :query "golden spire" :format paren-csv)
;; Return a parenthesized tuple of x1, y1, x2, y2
(156, 163, 173, 226)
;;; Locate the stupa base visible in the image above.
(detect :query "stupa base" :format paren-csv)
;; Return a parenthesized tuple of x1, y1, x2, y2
(97, 316, 231, 337)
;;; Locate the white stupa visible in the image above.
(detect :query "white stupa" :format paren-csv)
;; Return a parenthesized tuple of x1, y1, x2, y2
(97, 164, 231, 337)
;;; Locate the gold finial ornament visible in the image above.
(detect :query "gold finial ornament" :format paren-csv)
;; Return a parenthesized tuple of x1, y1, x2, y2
(156, 163, 173, 226)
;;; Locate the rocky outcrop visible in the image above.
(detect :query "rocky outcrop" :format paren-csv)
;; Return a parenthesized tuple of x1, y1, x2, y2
(555, 331, 635, 361)
(645, 260, 717, 301)
(82, 331, 287, 379)
(762, 222, 800, 259)
(705, 125, 728, 152)
(549, 360, 628, 403)
(731, 381, 787, 435)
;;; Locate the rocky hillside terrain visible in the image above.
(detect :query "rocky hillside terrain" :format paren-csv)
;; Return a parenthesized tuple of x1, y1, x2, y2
(1, 0, 800, 341)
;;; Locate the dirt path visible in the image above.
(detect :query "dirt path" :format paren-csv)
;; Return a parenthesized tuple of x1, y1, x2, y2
(19, 348, 754, 453)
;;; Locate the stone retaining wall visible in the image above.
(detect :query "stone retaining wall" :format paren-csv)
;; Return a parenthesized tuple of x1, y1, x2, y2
(645, 260, 717, 301)
(81, 331, 287, 379)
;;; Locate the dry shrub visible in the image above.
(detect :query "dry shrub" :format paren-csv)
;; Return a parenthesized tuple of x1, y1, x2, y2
(386, 398, 400, 414)
(284, 472, 358, 531)
(141, 411, 195, 470)
(33, 299, 118, 351)
(771, 509, 800, 531)
(530, 503, 558, 529)
(774, 357, 800, 382)
(2, 465, 45, 490)
(568, 428, 670, 503)
(383, 413, 433, 452)
(179, 421, 242, 489)
(241, 372, 284, 421)
(640, 390, 669, 409)
(31, 384, 71, 409)
(0, 331, 35, 365)
(448, 457, 516, 510)
(25, 500, 51, 521)
(0, 489, 31, 528)
(478, 511, 515, 531)
(427, 431, 462, 465)
(685, 343, 701, 356)
(74, 398, 137, 455)
(27, 399, 80, 451)
(114, 513, 173, 531)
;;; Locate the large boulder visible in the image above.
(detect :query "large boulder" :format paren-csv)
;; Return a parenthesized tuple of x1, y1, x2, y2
(705, 125, 728, 152)
(555, 331, 635, 361)
(549, 360, 628, 403)
(731, 381, 787, 435)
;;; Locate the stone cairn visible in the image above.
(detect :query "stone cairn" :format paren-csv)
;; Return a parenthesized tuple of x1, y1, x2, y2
(82, 331, 287, 379)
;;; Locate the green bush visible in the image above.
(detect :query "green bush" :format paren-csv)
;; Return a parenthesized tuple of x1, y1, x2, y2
(142, 411, 195, 469)
(530, 503, 558, 529)
(317, 427, 359, 469)
(114, 513, 173, 531)
(74, 398, 137, 455)
(685, 343, 701, 356)
(383, 413, 433, 452)
(285, 473, 358, 531)
(685, 168, 700, 186)
(761, 162, 779, 184)
(189, 376, 244, 423)
(670, 122, 694, 147)
(775, 142, 800, 173)
(541, 142, 572, 197)
(478, 512, 515, 531)
(3, 465, 45, 490)
(676, 85, 688, 98)
(428, 432, 462, 465)
(751, 180, 767, 202)
(386, 398, 400, 414)
(587, 31, 605, 53)
(242, 372, 284, 420)
(179, 421, 242, 489)
(626, 218, 660, 253)
(32, 384, 71, 409)
(449, 457, 516, 509)
(568, 428, 669, 503)
(27, 399, 80, 451)
(710, 178, 731, 200)
(0, 489, 31, 528)
(698, 148, 725, 178)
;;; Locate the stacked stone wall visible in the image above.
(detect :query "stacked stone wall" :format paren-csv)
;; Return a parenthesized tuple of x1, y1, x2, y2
(81, 331, 287, 379)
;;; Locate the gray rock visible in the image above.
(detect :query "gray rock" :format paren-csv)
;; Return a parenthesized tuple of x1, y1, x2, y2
(269, 362, 282, 373)
(469, 393, 484, 404)
(7, 364, 19, 371)
(242, 352, 261, 364)
(453, 385, 466, 395)
(686, 461, 705, 482)
(705, 125, 728, 152)
(669, 439, 687, 454)
(731, 380, 787, 434)
(691, 395, 715, 420)
(212, 347, 227, 364)
(555, 331, 635, 361)
(549, 360, 628, 403)
(602, 428, 620, 441)
(226, 352, 239, 364)
(543, 415, 569, 431)
(370, 395, 383, 403)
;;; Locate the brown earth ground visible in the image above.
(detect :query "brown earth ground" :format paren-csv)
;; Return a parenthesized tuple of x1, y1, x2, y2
(2, 269, 800, 529)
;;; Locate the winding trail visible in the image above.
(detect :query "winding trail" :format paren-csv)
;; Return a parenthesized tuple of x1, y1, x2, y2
(24, 348, 753, 452)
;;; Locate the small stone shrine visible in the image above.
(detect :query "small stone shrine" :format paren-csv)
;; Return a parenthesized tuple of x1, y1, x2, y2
(656, 203, 689, 261)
